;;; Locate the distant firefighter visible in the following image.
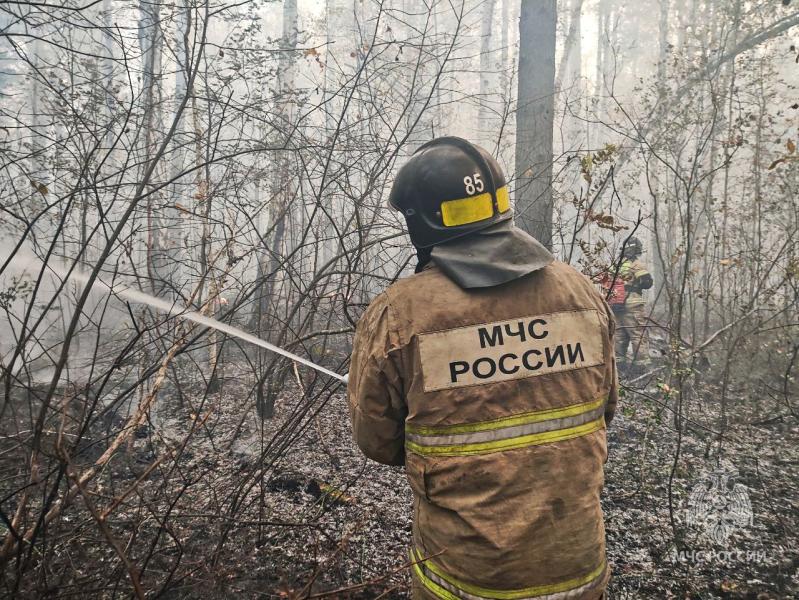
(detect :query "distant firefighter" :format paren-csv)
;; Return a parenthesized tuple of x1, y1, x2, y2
(348, 137, 618, 600)
(602, 236, 653, 372)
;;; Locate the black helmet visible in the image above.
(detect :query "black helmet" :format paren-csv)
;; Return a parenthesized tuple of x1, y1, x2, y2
(623, 236, 643, 258)
(388, 137, 512, 248)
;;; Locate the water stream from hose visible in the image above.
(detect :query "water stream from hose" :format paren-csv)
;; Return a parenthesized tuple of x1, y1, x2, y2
(39, 259, 348, 384)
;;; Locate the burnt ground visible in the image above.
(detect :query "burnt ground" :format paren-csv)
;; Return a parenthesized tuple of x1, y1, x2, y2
(213, 373, 798, 599)
(1, 367, 797, 599)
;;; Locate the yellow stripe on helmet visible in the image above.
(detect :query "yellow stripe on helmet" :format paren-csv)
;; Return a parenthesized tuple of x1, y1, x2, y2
(440, 186, 510, 227)
(496, 185, 510, 213)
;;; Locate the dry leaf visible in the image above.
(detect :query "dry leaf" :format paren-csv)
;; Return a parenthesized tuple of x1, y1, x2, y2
(30, 180, 48, 196)
(768, 157, 786, 170)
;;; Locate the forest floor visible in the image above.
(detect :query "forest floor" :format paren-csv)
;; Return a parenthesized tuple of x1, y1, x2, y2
(230, 371, 799, 599)
(2, 366, 797, 599)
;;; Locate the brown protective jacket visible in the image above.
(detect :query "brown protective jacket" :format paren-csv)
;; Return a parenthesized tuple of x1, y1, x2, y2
(348, 261, 618, 600)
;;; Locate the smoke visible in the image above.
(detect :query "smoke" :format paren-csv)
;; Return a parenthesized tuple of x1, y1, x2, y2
(1, 249, 348, 384)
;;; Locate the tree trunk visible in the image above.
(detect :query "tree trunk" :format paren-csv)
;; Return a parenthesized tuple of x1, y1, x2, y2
(101, 0, 115, 148)
(138, 0, 174, 297)
(556, 0, 584, 88)
(514, 0, 556, 250)
(255, 0, 299, 419)
(478, 0, 497, 143)
(499, 0, 511, 98)
(649, 0, 671, 308)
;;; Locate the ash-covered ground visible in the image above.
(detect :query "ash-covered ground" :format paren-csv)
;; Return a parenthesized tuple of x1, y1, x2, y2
(220, 377, 798, 599)
(3, 368, 795, 599)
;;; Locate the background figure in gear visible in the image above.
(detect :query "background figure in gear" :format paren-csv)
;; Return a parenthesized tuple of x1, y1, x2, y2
(612, 236, 653, 373)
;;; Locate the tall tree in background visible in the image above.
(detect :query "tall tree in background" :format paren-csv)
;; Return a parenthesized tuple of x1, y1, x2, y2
(138, 0, 170, 294)
(514, 0, 556, 249)
(478, 0, 497, 141)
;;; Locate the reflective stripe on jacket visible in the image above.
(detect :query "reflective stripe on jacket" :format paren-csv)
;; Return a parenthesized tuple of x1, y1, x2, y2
(411, 548, 607, 600)
(348, 261, 619, 599)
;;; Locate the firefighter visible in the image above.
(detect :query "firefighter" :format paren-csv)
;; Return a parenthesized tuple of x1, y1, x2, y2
(611, 237, 653, 372)
(347, 137, 618, 600)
